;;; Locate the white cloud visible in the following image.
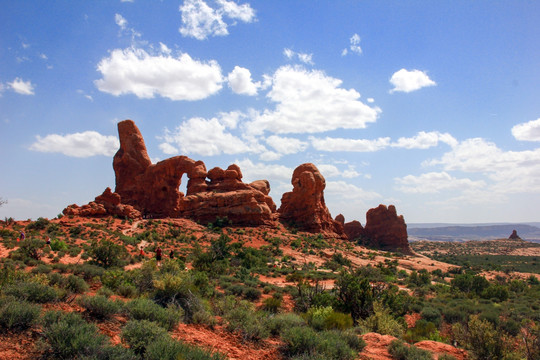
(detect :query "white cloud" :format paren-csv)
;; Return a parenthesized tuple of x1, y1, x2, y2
(310, 136, 390, 152)
(246, 65, 380, 135)
(234, 158, 292, 182)
(367, 98, 374, 103)
(342, 33, 362, 56)
(115, 13, 127, 29)
(227, 66, 259, 95)
(161, 115, 259, 156)
(389, 68, 436, 93)
(425, 137, 540, 193)
(9, 78, 35, 95)
(316, 164, 360, 179)
(326, 181, 380, 200)
(159, 42, 172, 55)
(95, 47, 223, 101)
(283, 48, 314, 65)
(392, 131, 457, 149)
(179, 0, 256, 40)
(265, 135, 308, 154)
(29, 131, 119, 157)
(511, 118, 540, 141)
(395, 171, 486, 194)
(159, 142, 178, 155)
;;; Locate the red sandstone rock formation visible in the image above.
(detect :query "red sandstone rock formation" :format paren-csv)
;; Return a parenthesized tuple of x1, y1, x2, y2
(278, 163, 345, 238)
(362, 204, 411, 254)
(63, 187, 140, 218)
(344, 220, 365, 242)
(66, 119, 276, 225)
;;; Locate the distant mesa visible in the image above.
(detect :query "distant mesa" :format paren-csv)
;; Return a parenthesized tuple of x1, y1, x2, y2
(508, 229, 521, 240)
(63, 119, 411, 250)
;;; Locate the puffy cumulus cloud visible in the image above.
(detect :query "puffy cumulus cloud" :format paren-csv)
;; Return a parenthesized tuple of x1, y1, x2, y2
(389, 68, 436, 93)
(283, 48, 314, 65)
(265, 135, 308, 155)
(159, 142, 178, 155)
(179, 0, 256, 40)
(246, 65, 380, 135)
(161, 113, 263, 156)
(395, 171, 485, 194)
(29, 131, 119, 157)
(392, 131, 457, 149)
(425, 137, 540, 193)
(227, 66, 259, 95)
(326, 181, 380, 200)
(95, 47, 223, 100)
(234, 158, 292, 182)
(310, 136, 390, 152)
(342, 33, 362, 56)
(8, 78, 35, 95)
(317, 164, 360, 179)
(511, 118, 540, 141)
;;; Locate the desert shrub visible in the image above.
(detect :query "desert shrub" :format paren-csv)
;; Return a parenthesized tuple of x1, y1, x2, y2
(281, 326, 361, 360)
(101, 269, 131, 290)
(41, 310, 109, 359)
(243, 286, 262, 300)
(4, 281, 59, 303)
(438, 355, 457, 360)
(152, 272, 205, 322)
(404, 319, 442, 343)
(420, 307, 442, 327)
(0, 299, 40, 331)
(124, 297, 182, 330)
(481, 284, 509, 302)
(17, 238, 44, 260)
(66, 274, 89, 294)
(145, 337, 225, 360)
(223, 300, 269, 341)
(453, 315, 507, 360)
(262, 297, 282, 313)
(359, 301, 404, 337)
(78, 295, 122, 319)
(32, 263, 53, 274)
(26, 217, 50, 231)
(387, 339, 431, 360)
(191, 308, 217, 327)
(50, 239, 68, 251)
(87, 240, 128, 268)
(121, 319, 169, 355)
(72, 263, 105, 281)
(441, 307, 466, 324)
(267, 312, 306, 336)
(116, 283, 138, 298)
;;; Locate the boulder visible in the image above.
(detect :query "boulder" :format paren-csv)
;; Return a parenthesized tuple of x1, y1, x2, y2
(63, 187, 141, 219)
(278, 163, 345, 238)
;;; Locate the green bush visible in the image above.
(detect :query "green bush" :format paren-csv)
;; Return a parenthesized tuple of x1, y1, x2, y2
(145, 337, 225, 360)
(26, 217, 50, 231)
(41, 310, 109, 359)
(116, 283, 138, 298)
(66, 274, 89, 294)
(88, 240, 128, 268)
(124, 297, 182, 330)
(17, 238, 44, 260)
(282, 326, 361, 360)
(267, 313, 307, 336)
(359, 302, 404, 337)
(223, 302, 270, 341)
(387, 340, 431, 360)
(4, 281, 59, 303)
(73, 263, 105, 281)
(78, 295, 122, 319)
(262, 297, 282, 313)
(420, 307, 442, 327)
(121, 319, 169, 355)
(0, 300, 40, 331)
(50, 239, 68, 251)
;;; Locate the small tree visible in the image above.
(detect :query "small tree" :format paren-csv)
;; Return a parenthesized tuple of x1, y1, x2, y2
(0, 197, 6, 207)
(88, 240, 128, 268)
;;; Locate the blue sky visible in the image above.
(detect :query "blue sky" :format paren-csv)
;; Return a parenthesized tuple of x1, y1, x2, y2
(1, 0, 539, 224)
